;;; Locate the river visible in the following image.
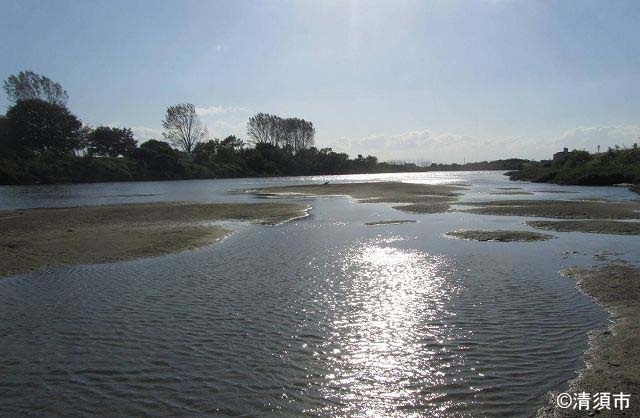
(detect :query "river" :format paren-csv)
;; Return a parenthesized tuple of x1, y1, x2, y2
(1, 171, 637, 417)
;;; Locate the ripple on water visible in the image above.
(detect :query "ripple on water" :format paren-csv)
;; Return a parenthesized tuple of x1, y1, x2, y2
(300, 242, 462, 417)
(0, 174, 616, 417)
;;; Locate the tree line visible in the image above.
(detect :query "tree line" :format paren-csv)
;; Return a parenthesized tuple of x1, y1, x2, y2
(0, 71, 395, 184)
(0, 70, 531, 185)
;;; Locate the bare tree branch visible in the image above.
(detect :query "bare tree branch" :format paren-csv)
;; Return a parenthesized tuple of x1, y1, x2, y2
(3, 70, 68, 106)
(247, 113, 314, 151)
(162, 103, 207, 155)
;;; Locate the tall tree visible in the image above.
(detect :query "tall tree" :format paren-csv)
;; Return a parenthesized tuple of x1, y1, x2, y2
(162, 103, 207, 155)
(3, 70, 69, 106)
(87, 126, 137, 157)
(285, 117, 315, 151)
(247, 113, 278, 145)
(5, 99, 83, 155)
(247, 113, 314, 150)
(133, 139, 185, 179)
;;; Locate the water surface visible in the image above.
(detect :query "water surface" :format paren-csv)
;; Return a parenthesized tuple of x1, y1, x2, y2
(1, 172, 637, 417)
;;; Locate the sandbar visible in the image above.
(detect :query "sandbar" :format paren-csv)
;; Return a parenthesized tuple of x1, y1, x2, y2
(446, 229, 554, 242)
(537, 262, 640, 417)
(462, 200, 640, 219)
(490, 191, 534, 195)
(250, 182, 463, 214)
(0, 202, 309, 277)
(526, 220, 640, 235)
(364, 220, 417, 226)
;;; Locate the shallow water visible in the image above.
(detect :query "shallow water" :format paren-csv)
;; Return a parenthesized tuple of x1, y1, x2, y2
(1, 172, 638, 417)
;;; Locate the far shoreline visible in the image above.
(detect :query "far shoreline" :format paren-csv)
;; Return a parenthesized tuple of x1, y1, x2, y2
(0, 169, 511, 188)
(3, 170, 637, 199)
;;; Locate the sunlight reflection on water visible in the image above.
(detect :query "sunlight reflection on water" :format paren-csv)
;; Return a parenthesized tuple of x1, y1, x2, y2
(308, 239, 465, 417)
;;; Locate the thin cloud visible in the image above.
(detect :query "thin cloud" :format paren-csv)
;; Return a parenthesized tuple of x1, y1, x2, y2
(324, 125, 640, 163)
(195, 105, 249, 116)
(554, 125, 640, 152)
(194, 105, 251, 139)
(131, 126, 163, 141)
(213, 44, 228, 53)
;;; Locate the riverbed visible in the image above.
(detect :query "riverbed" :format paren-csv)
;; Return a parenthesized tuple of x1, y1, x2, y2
(1, 171, 638, 417)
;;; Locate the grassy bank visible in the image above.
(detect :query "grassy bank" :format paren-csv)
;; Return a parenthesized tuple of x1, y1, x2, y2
(507, 147, 640, 191)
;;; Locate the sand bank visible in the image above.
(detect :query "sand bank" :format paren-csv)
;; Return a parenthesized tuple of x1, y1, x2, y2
(462, 200, 640, 219)
(527, 220, 640, 235)
(490, 191, 534, 195)
(251, 182, 463, 214)
(537, 262, 640, 417)
(364, 220, 417, 226)
(0, 202, 309, 277)
(446, 229, 554, 242)
(392, 202, 453, 214)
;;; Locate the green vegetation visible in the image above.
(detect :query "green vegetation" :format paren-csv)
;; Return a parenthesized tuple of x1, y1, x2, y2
(0, 70, 533, 185)
(3, 99, 84, 156)
(87, 126, 137, 157)
(508, 147, 640, 189)
(428, 159, 530, 171)
(0, 71, 388, 184)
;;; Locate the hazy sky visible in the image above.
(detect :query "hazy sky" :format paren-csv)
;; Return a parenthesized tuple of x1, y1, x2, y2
(1, 0, 639, 162)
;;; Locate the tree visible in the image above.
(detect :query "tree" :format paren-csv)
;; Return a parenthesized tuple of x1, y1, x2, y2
(3, 70, 69, 106)
(220, 134, 244, 150)
(217, 135, 244, 162)
(0, 115, 12, 156)
(193, 139, 219, 164)
(364, 155, 378, 171)
(133, 139, 185, 179)
(87, 126, 137, 157)
(285, 117, 315, 151)
(247, 113, 279, 145)
(193, 135, 245, 166)
(0, 115, 8, 141)
(5, 99, 83, 155)
(247, 113, 315, 150)
(162, 103, 207, 156)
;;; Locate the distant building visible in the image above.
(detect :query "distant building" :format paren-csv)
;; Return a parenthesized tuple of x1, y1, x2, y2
(552, 147, 569, 161)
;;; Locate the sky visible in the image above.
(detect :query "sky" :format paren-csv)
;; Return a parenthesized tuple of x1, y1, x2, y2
(1, 0, 639, 163)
